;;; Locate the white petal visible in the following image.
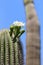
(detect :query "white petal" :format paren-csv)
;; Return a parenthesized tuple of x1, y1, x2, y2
(12, 21, 25, 26)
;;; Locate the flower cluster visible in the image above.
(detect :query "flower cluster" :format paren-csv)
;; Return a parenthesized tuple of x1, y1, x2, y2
(12, 21, 25, 27)
(10, 21, 25, 39)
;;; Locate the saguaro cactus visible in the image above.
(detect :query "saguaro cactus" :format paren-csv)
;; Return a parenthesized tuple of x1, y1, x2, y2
(0, 30, 15, 65)
(24, 0, 40, 65)
(0, 29, 24, 65)
(10, 21, 25, 65)
(0, 22, 25, 65)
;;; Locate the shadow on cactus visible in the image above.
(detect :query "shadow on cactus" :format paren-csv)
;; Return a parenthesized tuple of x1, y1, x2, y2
(0, 21, 25, 65)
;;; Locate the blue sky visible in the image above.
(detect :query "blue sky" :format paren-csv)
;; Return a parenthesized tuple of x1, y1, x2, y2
(0, 0, 43, 65)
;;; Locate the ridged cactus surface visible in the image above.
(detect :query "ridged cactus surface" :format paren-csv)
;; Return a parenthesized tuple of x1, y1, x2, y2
(0, 30, 15, 65)
(0, 30, 24, 65)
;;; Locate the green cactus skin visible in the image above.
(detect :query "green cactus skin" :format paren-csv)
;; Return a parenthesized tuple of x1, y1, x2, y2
(14, 42, 19, 65)
(18, 40, 24, 65)
(0, 29, 24, 65)
(14, 39, 24, 65)
(7, 31, 15, 65)
(0, 30, 15, 65)
(1, 31, 5, 65)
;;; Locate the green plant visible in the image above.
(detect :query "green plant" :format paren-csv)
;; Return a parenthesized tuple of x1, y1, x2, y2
(9, 22, 25, 65)
(0, 30, 15, 65)
(0, 22, 25, 65)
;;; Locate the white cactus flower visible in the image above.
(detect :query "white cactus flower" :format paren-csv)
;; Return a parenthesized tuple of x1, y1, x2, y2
(13, 21, 25, 26)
